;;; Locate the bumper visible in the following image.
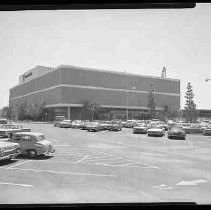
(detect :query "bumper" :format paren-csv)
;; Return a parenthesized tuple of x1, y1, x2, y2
(109, 127, 121, 131)
(133, 129, 147, 134)
(169, 134, 185, 137)
(148, 132, 164, 136)
(43, 149, 55, 156)
(60, 125, 71, 128)
(203, 132, 211, 136)
(88, 128, 99, 132)
(0, 150, 20, 160)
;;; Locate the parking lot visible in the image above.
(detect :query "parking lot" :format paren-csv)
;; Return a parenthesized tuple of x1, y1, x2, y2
(0, 122, 211, 204)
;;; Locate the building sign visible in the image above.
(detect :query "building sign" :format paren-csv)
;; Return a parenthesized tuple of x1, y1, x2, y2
(23, 72, 32, 79)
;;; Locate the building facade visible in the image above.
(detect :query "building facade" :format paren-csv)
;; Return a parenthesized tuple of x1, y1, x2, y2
(9, 65, 180, 121)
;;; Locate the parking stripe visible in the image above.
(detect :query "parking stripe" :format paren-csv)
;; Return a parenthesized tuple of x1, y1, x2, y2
(7, 160, 32, 169)
(76, 155, 90, 163)
(7, 167, 117, 177)
(57, 153, 85, 156)
(58, 151, 161, 169)
(0, 182, 33, 187)
(54, 144, 70, 147)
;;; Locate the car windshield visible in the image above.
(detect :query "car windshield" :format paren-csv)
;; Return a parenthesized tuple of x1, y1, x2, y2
(171, 127, 182, 131)
(62, 120, 71, 123)
(2, 125, 16, 129)
(135, 123, 146, 127)
(89, 122, 99, 126)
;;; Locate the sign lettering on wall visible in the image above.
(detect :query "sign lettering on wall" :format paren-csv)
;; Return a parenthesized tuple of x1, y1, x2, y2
(23, 72, 32, 79)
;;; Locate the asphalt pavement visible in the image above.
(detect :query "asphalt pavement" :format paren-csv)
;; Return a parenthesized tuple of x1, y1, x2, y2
(0, 123, 211, 204)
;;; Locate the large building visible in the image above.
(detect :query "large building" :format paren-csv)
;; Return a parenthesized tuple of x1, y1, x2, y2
(9, 65, 180, 120)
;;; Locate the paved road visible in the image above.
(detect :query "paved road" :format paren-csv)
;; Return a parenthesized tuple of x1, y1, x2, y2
(0, 123, 211, 204)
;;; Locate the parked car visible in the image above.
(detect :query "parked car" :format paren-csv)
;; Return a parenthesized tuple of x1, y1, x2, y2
(124, 120, 136, 128)
(147, 127, 165, 137)
(133, 123, 148, 134)
(203, 126, 211, 136)
(108, 120, 122, 131)
(71, 120, 84, 129)
(0, 124, 31, 138)
(53, 116, 66, 127)
(167, 127, 186, 140)
(0, 141, 20, 161)
(86, 122, 101, 132)
(179, 123, 203, 134)
(99, 121, 110, 130)
(0, 118, 7, 124)
(59, 120, 72, 128)
(80, 121, 90, 130)
(8, 132, 55, 157)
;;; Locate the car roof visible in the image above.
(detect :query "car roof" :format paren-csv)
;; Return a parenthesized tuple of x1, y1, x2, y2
(14, 132, 44, 136)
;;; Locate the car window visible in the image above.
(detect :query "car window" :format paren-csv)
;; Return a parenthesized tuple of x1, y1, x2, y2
(21, 135, 31, 140)
(13, 135, 21, 141)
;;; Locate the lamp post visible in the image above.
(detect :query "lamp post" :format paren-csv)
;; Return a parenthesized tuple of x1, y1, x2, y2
(126, 86, 136, 121)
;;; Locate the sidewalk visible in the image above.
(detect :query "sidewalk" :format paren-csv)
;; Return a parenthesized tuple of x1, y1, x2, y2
(14, 121, 52, 124)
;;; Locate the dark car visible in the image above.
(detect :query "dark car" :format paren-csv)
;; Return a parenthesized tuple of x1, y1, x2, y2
(0, 119, 7, 124)
(168, 127, 186, 140)
(203, 126, 211, 136)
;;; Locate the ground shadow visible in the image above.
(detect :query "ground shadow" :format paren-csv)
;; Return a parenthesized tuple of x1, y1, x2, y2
(15, 154, 53, 160)
(0, 159, 18, 167)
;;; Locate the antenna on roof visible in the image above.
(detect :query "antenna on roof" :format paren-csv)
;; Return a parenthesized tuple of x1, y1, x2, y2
(161, 66, 166, 78)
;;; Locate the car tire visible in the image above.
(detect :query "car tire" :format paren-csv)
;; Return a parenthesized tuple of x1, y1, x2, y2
(27, 149, 37, 157)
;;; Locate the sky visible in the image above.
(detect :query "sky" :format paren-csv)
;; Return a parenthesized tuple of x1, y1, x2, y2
(0, 4, 211, 109)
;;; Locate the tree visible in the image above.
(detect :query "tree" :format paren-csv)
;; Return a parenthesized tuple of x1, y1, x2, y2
(148, 85, 156, 119)
(17, 102, 27, 120)
(82, 100, 100, 120)
(163, 105, 179, 121)
(183, 82, 198, 123)
(0, 106, 10, 119)
(27, 101, 46, 121)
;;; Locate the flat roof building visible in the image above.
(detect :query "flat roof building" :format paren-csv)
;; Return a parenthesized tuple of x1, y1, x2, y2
(9, 65, 180, 121)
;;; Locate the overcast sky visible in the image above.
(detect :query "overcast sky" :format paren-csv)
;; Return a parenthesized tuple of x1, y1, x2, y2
(0, 4, 211, 109)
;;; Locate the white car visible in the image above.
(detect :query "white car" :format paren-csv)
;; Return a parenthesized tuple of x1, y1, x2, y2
(147, 127, 165, 137)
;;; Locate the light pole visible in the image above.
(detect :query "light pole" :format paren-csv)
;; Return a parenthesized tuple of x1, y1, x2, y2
(126, 86, 136, 121)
